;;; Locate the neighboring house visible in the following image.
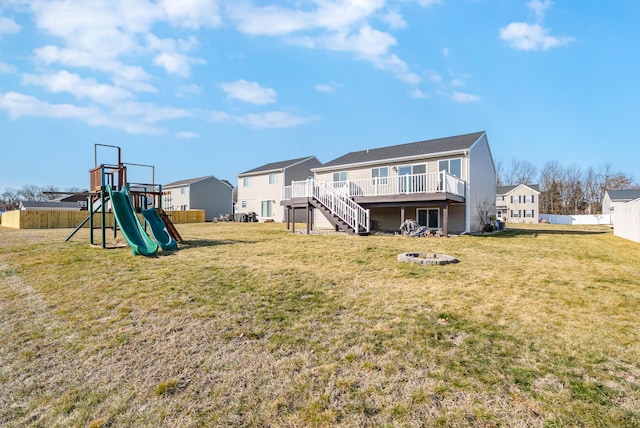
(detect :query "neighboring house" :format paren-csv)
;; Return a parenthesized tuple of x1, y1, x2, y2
(613, 197, 640, 243)
(602, 189, 640, 217)
(20, 201, 82, 211)
(496, 184, 540, 224)
(163, 176, 234, 222)
(283, 131, 496, 235)
(237, 156, 322, 222)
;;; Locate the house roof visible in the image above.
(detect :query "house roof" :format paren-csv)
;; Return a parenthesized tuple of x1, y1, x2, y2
(239, 156, 318, 176)
(164, 176, 214, 188)
(316, 131, 485, 170)
(20, 201, 81, 209)
(497, 184, 540, 194)
(220, 179, 235, 189)
(606, 189, 640, 201)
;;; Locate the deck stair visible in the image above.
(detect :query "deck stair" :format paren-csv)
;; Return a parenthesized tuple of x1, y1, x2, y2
(291, 179, 370, 235)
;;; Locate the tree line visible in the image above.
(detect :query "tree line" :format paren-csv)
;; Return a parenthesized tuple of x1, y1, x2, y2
(497, 159, 637, 215)
(0, 185, 84, 211)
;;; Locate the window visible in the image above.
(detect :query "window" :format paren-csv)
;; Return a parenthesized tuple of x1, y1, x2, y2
(511, 195, 520, 203)
(243, 177, 251, 187)
(523, 195, 535, 203)
(241, 200, 247, 209)
(438, 158, 462, 178)
(511, 210, 520, 218)
(333, 171, 347, 182)
(261, 200, 273, 217)
(417, 208, 440, 228)
(180, 187, 186, 194)
(269, 173, 277, 185)
(180, 205, 187, 211)
(398, 164, 426, 192)
(524, 210, 534, 218)
(371, 167, 389, 185)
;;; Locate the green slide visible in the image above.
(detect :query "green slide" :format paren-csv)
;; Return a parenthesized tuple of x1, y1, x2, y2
(107, 185, 159, 256)
(142, 208, 178, 251)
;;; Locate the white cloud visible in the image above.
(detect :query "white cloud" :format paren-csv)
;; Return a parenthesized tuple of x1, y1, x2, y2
(22, 70, 132, 105)
(450, 78, 464, 87)
(227, 0, 385, 35)
(450, 91, 480, 103)
(500, 22, 573, 51)
(410, 88, 429, 99)
(176, 131, 199, 139)
(380, 9, 406, 30)
(211, 110, 318, 129)
(153, 52, 204, 77)
(161, 0, 221, 29)
(0, 16, 21, 34)
(175, 84, 202, 97)
(148, 34, 205, 77)
(0, 61, 17, 73)
(425, 70, 443, 84)
(372, 53, 421, 85)
(418, 0, 443, 6)
(527, 0, 552, 21)
(315, 84, 336, 93)
(220, 80, 277, 105)
(442, 48, 450, 57)
(0, 91, 190, 134)
(226, 1, 419, 86)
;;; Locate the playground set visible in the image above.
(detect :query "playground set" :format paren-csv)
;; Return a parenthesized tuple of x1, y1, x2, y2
(66, 144, 182, 256)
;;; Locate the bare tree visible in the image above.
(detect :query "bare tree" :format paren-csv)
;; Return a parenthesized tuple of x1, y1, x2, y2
(539, 161, 564, 214)
(495, 159, 506, 186)
(476, 200, 496, 232)
(501, 158, 538, 185)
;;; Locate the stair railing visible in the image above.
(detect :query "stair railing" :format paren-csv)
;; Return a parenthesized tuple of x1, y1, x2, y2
(310, 179, 369, 234)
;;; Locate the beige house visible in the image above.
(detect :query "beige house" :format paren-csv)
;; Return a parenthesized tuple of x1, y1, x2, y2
(496, 184, 540, 224)
(237, 156, 321, 222)
(282, 131, 496, 235)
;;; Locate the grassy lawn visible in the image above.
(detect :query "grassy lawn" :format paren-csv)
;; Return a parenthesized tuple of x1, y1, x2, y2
(1, 222, 639, 427)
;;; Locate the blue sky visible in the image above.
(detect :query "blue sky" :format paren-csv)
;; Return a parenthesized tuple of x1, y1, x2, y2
(1, 0, 638, 190)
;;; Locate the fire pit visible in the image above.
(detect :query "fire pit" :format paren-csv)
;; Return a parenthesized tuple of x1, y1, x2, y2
(397, 252, 458, 266)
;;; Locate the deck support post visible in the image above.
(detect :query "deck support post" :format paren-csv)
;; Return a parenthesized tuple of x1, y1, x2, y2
(443, 201, 449, 237)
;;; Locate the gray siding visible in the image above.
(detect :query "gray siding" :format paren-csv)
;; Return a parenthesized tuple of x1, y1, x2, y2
(284, 157, 322, 185)
(191, 178, 233, 221)
(467, 134, 496, 232)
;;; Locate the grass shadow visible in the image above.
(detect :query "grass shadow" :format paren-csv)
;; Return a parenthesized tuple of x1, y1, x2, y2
(484, 227, 610, 238)
(179, 239, 258, 248)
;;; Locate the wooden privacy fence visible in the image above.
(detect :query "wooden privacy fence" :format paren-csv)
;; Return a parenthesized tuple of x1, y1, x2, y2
(0, 209, 206, 229)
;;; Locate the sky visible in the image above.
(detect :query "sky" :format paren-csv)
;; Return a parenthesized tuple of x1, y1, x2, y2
(1, 0, 639, 191)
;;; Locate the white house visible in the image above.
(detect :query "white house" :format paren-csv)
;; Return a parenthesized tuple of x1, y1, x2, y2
(237, 156, 321, 222)
(282, 131, 496, 235)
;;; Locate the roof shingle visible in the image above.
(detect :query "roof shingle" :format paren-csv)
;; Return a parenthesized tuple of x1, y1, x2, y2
(318, 131, 485, 169)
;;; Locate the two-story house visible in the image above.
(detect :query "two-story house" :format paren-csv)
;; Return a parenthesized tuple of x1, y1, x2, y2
(496, 184, 540, 224)
(237, 156, 322, 222)
(282, 131, 496, 235)
(163, 176, 234, 222)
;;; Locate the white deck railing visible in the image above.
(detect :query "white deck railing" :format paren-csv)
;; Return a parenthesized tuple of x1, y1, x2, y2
(284, 171, 464, 200)
(282, 178, 370, 234)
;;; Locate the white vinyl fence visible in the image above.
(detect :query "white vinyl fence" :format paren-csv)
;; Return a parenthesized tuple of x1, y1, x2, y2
(539, 214, 611, 225)
(613, 198, 640, 243)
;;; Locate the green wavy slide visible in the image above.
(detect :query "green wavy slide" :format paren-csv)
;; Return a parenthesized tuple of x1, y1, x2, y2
(106, 185, 159, 256)
(142, 208, 178, 251)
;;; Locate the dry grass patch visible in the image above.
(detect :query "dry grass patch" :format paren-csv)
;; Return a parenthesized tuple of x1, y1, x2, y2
(1, 223, 639, 426)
